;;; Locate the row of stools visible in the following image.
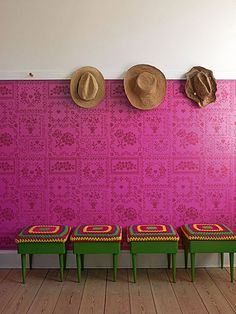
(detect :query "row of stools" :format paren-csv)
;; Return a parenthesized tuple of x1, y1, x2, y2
(15, 223, 236, 284)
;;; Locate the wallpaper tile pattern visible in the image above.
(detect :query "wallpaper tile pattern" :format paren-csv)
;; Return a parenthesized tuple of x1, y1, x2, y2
(0, 79, 235, 249)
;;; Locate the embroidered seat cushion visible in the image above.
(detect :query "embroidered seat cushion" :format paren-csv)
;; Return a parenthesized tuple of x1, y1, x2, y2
(181, 224, 236, 240)
(15, 225, 71, 243)
(70, 225, 122, 242)
(127, 224, 179, 242)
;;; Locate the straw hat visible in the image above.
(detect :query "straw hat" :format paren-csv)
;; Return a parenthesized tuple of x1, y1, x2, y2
(70, 66, 105, 108)
(124, 64, 166, 110)
(185, 66, 217, 108)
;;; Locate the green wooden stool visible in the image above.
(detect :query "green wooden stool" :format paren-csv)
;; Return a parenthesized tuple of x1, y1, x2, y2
(127, 224, 179, 283)
(181, 223, 236, 282)
(70, 224, 122, 282)
(16, 225, 71, 283)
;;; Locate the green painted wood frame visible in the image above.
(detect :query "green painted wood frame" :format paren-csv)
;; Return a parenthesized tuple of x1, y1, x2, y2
(72, 242, 121, 282)
(130, 241, 178, 283)
(182, 237, 236, 282)
(17, 242, 67, 283)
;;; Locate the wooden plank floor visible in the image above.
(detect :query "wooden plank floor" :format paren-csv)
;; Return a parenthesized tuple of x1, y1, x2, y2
(0, 268, 235, 314)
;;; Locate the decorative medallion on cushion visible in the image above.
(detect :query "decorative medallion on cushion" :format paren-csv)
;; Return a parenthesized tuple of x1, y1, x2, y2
(127, 224, 179, 242)
(70, 225, 122, 242)
(15, 225, 71, 243)
(181, 224, 236, 240)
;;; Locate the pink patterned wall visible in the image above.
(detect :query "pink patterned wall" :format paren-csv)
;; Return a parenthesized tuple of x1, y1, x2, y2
(0, 79, 236, 249)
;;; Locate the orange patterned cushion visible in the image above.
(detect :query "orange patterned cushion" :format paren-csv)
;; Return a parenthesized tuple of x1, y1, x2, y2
(181, 224, 236, 240)
(127, 224, 179, 242)
(70, 225, 122, 242)
(15, 225, 71, 243)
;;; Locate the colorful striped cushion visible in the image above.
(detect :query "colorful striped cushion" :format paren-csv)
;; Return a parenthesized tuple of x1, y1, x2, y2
(15, 225, 71, 243)
(127, 224, 179, 242)
(70, 225, 122, 242)
(181, 224, 236, 240)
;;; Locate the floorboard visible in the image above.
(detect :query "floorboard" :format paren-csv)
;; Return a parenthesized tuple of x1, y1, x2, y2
(1, 267, 236, 314)
(27, 269, 66, 314)
(191, 268, 235, 313)
(0, 269, 10, 282)
(128, 269, 156, 314)
(53, 269, 87, 314)
(148, 269, 182, 314)
(207, 268, 236, 312)
(105, 269, 130, 314)
(167, 268, 208, 314)
(3, 269, 48, 314)
(79, 269, 107, 314)
(0, 269, 24, 313)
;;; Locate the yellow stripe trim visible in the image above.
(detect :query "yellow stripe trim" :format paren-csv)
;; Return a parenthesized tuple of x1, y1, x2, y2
(15, 238, 68, 243)
(127, 236, 179, 242)
(70, 236, 122, 242)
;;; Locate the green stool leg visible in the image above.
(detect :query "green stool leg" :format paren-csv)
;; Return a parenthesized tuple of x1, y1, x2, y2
(64, 252, 67, 269)
(167, 253, 171, 269)
(132, 254, 137, 283)
(172, 253, 176, 283)
(229, 252, 234, 282)
(191, 253, 196, 282)
(113, 253, 118, 282)
(76, 254, 81, 283)
(81, 254, 85, 271)
(184, 249, 188, 269)
(220, 253, 224, 269)
(21, 254, 26, 284)
(29, 254, 33, 270)
(59, 254, 64, 281)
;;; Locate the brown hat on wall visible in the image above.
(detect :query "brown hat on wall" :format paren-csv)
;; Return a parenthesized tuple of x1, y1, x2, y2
(185, 66, 217, 108)
(70, 66, 105, 108)
(124, 64, 166, 110)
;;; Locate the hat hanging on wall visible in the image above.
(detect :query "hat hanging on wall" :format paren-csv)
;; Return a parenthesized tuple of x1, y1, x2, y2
(70, 66, 105, 108)
(185, 66, 217, 108)
(124, 64, 166, 110)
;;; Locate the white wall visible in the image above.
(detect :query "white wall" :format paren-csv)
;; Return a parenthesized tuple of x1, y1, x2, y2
(0, 0, 236, 79)
(0, 250, 231, 269)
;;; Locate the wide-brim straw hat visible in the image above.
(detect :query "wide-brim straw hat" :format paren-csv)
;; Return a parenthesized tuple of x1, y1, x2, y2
(185, 66, 217, 108)
(70, 66, 105, 108)
(124, 64, 166, 110)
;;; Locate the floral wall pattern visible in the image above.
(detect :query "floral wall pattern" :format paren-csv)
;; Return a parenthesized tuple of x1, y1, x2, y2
(0, 79, 235, 249)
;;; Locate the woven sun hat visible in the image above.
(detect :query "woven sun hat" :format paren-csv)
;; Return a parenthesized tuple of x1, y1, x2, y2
(185, 66, 217, 108)
(124, 64, 166, 110)
(70, 66, 105, 108)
